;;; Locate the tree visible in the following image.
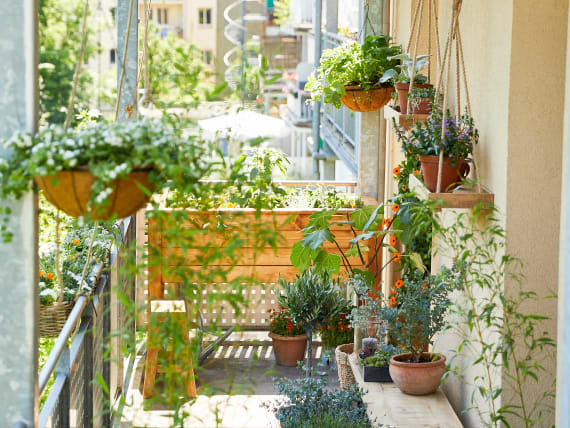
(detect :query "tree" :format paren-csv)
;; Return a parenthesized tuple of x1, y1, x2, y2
(39, 0, 98, 125)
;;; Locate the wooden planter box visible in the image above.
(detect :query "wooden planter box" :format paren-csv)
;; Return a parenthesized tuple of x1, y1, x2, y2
(144, 194, 378, 329)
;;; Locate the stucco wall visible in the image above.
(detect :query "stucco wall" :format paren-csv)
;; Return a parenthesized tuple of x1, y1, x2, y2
(390, 0, 567, 426)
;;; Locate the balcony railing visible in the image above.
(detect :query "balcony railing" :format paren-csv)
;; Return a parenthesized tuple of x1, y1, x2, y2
(38, 218, 136, 428)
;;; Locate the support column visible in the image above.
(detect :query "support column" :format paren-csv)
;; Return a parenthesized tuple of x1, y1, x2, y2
(117, 0, 138, 120)
(326, 0, 338, 34)
(0, 0, 39, 426)
(311, 0, 322, 179)
(357, 0, 388, 199)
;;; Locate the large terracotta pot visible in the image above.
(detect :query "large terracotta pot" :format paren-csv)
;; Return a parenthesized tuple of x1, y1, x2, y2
(269, 332, 307, 367)
(395, 82, 433, 114)
(389, 352, 447, 395)
(419, 155, 469, 193)
(35, 167, 153, 220)
(341, 85, 394, 112)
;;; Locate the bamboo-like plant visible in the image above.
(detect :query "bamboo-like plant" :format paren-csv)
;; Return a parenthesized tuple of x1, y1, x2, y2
(439, 206, 556, 427)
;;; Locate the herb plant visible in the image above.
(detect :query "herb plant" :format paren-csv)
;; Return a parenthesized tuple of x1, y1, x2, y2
(305, 35, 401, 108)
(383, 52, 430, 84)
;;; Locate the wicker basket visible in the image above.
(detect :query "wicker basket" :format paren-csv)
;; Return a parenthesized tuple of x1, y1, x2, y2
(39, 301, 74, 338)
(35, 167, 153, 220)
(335, 343, 356, 389)
(340, 86, 394, 112)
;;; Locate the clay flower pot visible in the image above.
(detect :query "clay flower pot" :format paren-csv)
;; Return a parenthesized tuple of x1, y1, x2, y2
(389, 352, 447, 395)
(395, 82, 433, 114)
(419, 155, 469, 193)
(341, 85, 394, 112)
(269, 332, 307, 366)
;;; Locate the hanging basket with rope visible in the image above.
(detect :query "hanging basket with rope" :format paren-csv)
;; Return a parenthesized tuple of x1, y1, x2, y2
(341, 86, 394, 112)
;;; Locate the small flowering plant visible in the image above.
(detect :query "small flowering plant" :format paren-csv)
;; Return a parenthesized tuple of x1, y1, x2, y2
(318, 300, 355, 349)
(395, 107, 479, 166)
(268, 307, 304, 337)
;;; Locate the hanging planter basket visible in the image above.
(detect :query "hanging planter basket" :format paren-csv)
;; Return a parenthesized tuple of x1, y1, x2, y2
(35, 167, 154, 220)
(39, 301, 75, 338)
(340, 86, 394, 112)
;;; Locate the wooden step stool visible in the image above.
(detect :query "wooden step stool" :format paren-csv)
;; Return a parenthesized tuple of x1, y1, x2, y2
(143, 299, 197, 399)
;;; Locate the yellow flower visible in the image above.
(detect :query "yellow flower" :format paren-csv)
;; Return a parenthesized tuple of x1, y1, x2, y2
(39, 270, 45, 277)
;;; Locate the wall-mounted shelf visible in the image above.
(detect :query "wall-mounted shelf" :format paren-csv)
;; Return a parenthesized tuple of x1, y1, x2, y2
(383, 105, 429, 130)
(409, 174, 494, 209)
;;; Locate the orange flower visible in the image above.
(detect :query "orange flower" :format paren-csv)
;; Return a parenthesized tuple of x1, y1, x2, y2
(393, 166, 401, 176)
(390, 235, 397, 246)
(392, 204, 399, 213)
(413, 169, 420, 174)
(72, 239, 80, 245)
(422, 282, 429, 290)
(39, 270, 45, 277)
(393, 252, 402, 262)
(45, 272, 54, 280)
(395, 279, 403, 289)
(401, 185, 407, 191)
(389, 296, 397, 307)
(391, 288, 397, 294)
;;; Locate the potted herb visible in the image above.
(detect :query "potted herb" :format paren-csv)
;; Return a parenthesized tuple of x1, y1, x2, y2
(395, 107, 479, 192)
(378, 269, 453, 395)
(359, 344, 399, 382)
(0, 118, 194, 229)
(305, 35, 401, 112)
(386, 53, 433, 114)
(268, 307, 307, 367)
(278, 269, 349, 376)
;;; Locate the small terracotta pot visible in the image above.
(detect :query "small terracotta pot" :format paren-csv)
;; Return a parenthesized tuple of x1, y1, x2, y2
(419, 155, 469, 193)
(389, 352, 447, 395)
(395, 82, 433, 114)
(269, 332, 307, 367)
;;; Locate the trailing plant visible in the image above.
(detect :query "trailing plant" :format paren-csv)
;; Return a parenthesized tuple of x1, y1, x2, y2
(439, 207, 556, 427)
(268, 306, 304, 336)
(267, 376, 374, 428)
(277, 269, 349, 376)
(394, 106, 479, 164)
(305, 35, 401, 108)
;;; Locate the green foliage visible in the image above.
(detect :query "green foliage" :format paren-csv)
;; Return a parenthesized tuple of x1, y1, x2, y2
(39, 0, 98, 124)
(384, 53, 430, 84)
(268, 307, 305, 336)
(394, 106, 479, 164)
(274, 0, 291, 26)
(142, 25, 218, 108)
(318, 300, 355, 349)
(439, 207, 556, 427)
(305, 35, 401, 108)
(267, 376, 374, 428)
(360, 344, 399, 367)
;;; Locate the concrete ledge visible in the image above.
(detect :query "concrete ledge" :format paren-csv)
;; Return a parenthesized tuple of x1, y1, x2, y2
(349, 353, 463, 427)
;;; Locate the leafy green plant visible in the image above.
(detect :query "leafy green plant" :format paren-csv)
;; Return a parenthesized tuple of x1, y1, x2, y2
(439, 207, 556, 427)
(360, 344, 399, 367)
(274, 0, 291, 26)
(394, 106, 479, 164)
(277, 270, 349, 376)
(267, 376, 374, 428)
(268, 307, 305, 336)
(305, 35, 401, 108)
(383, 53, 430, 84)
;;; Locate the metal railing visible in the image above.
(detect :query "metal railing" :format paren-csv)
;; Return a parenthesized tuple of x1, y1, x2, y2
(38, 218, 136, 428)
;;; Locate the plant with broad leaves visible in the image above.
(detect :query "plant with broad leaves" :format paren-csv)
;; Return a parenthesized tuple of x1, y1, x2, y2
(383, 52, 430, 84)
(439, 206, 557, 428)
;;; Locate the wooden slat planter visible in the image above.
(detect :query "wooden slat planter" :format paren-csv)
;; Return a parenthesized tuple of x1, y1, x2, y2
(144, 196, 378, 328)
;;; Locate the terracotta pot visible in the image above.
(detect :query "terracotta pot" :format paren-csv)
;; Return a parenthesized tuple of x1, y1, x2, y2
(395, 82, 433, 114)
(35, 167, 153, 220)
(340, 85, 394, 112)
(419, 155, 469, 193)
(389, 352, 447, 395)
(269, 332, 307, 367)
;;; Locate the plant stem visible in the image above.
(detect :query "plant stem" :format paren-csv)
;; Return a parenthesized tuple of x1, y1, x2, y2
(306, 328, 313, 377)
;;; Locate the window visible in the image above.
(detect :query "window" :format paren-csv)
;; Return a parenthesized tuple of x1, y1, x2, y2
(157, 7, 168, 24)
(110, 48, 116, 65)
(202, 50, 213, 65)
(199, 8, 212, 25)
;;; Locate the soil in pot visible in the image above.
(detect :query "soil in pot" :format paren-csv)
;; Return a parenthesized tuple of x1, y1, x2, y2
(419, 155, 469, 193)
(389, 352, 446, 395)
(269, 332, 307, 367)
(395, 83, 433, 115)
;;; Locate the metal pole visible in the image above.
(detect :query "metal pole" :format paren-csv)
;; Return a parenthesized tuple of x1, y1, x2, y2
(117, 0, 138, 120)
(0, 0, 39, 425)
(311, 0, 323, 179)
(240, 0, 246, 102)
